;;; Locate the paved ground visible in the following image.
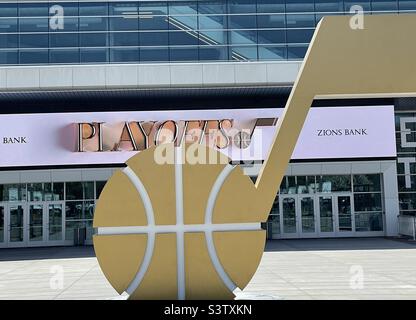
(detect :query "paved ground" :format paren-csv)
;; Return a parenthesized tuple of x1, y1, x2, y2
(0, 238, 415, 300)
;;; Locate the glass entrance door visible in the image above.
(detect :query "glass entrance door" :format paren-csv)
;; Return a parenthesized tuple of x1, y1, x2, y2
(336, 195, 354, 234)
(28, 204, 45, 245)
(299, 196, 316, 235)
(8, 204, 25, 247)
(281, 196, 297, 236)
(319, 196, 335, 235)
(48, 203, 65, 243)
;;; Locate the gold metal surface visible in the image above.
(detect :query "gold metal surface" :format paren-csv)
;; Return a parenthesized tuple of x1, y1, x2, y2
(93, 15, 416, 300)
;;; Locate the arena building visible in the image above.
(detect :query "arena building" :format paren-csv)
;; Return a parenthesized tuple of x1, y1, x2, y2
(0, 0, 415, 247)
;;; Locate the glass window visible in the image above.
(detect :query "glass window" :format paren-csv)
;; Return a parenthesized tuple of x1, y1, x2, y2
(228, 0, 257, 14)
(344, 0, 371, 12)
(19, 50, 48, 64)
(286, 0, 315, 12)
(19, 18, 49, 32)
(355, 212, 383, 231)
(80, 33, 108, 47)
(110, 32, 139, 46)
(397, 159, 416, 174)
(280, 176, 297, 194)
(139, 2, 168, 31)
(0, 51, 18, 64)
(398, 175, 416, 191)
(228, 14, 257, 29)
(315, 0, 344, 22)
(79, 3, 109, 16)
(399, 0, 416, 10)
(19, 3, 49, 17)
(371, 0, 399, 12)
(110, 48, 140, 62)
(50, 33, 79, 47)
(317, 175, 352, 192)
(198, 1, 227, 15)
(66, 182, 83, 200)
(139, 47, 169, 62)
(50, 2, 78, 16)
(229, 30, 257, 44)
(84, 182, 94, 200)
(170, 47, 199, 61)
(199, 14, 227, 31)
(27, 183, 43, 201)
(96, 181, 107, 199)
(259, 46, 287, 59)
(199, 46, 228, 60)
(258, 30, 285, 44)
(315, 0, 344, 12)
(297, 176, 316, 194)
(79, 16, 108, 31)
(0, 18, 18, 32)
(109, 3, 139, 30)
(230, 46, 258, 60)
(139, 31, 168, 46)
(19, 34, 48, 48)
(66, 201, 91, 220)
(0, 34, 18, 48)
(0, 184, 26, 202)
(169, 30, 199, 46)
(353, 174, 381, 192)
(354, 193, 382, 211)
(0, 4, 17, 17)
(80, 48, 108, 63)
(287, 45, 308, 59)
(399, 193, 416, 211)
(50, 49, 80, 63)
(52, 183, 64, 201)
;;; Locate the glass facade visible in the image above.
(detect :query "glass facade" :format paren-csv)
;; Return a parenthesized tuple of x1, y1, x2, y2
(395, 112, 416, 216)
(0, 0, 413, 65)
(0, 181, 106, 242)
(266, 173, 384, 238)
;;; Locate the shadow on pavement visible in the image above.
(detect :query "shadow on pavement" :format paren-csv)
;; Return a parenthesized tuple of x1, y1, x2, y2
(265, 237, 416, 252)
(0, 246, 95, 261)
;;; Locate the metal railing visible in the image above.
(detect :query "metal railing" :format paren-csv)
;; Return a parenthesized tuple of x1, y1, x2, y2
(398, 215, 416, 240)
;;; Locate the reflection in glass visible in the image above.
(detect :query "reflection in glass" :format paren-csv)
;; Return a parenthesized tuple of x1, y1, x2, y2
(29, 204, 43, 241)
(337, 196, 352, 231)
(282, 197, 296, 233)
(300, 197, 315, 233)
(353, 174, 381, 192)
(355, 212, 383, 231)
(9, 205, 24, 242)
(27, 183, 43, 201)
(319, 196, 334, 232)
(354, 193, 382, 212)
(317, 175, 351, 193)
(49, 204, 63, 241)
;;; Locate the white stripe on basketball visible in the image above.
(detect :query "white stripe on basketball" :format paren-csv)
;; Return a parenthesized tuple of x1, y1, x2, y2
(175, 146, 186, 300)
(98, 223, 260, 235)
(204, 164, 238, 293)
(122, 166, 156, 296)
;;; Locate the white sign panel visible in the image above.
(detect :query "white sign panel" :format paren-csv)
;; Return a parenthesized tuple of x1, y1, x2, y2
(0, 106, 396, 168)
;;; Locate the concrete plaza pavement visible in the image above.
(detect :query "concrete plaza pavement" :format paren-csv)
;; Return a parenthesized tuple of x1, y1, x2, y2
(0, 238, 415, 300)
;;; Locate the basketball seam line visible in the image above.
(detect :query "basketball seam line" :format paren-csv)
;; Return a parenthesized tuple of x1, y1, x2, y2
(122, 166, 156, 297)
(204, 163, 239, 293)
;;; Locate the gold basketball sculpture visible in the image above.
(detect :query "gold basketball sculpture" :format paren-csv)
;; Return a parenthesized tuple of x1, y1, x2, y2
(93, 15, 416, 299)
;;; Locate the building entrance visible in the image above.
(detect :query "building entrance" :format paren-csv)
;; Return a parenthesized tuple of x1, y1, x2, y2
(267, 193, 371, 239)
(0, 202, 65, 248)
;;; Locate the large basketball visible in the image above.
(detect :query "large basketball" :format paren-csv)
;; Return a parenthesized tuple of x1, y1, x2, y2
(93, 143, 266, 300)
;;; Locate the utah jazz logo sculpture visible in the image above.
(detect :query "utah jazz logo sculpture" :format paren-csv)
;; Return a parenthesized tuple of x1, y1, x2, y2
(93, 15, 416, 299)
